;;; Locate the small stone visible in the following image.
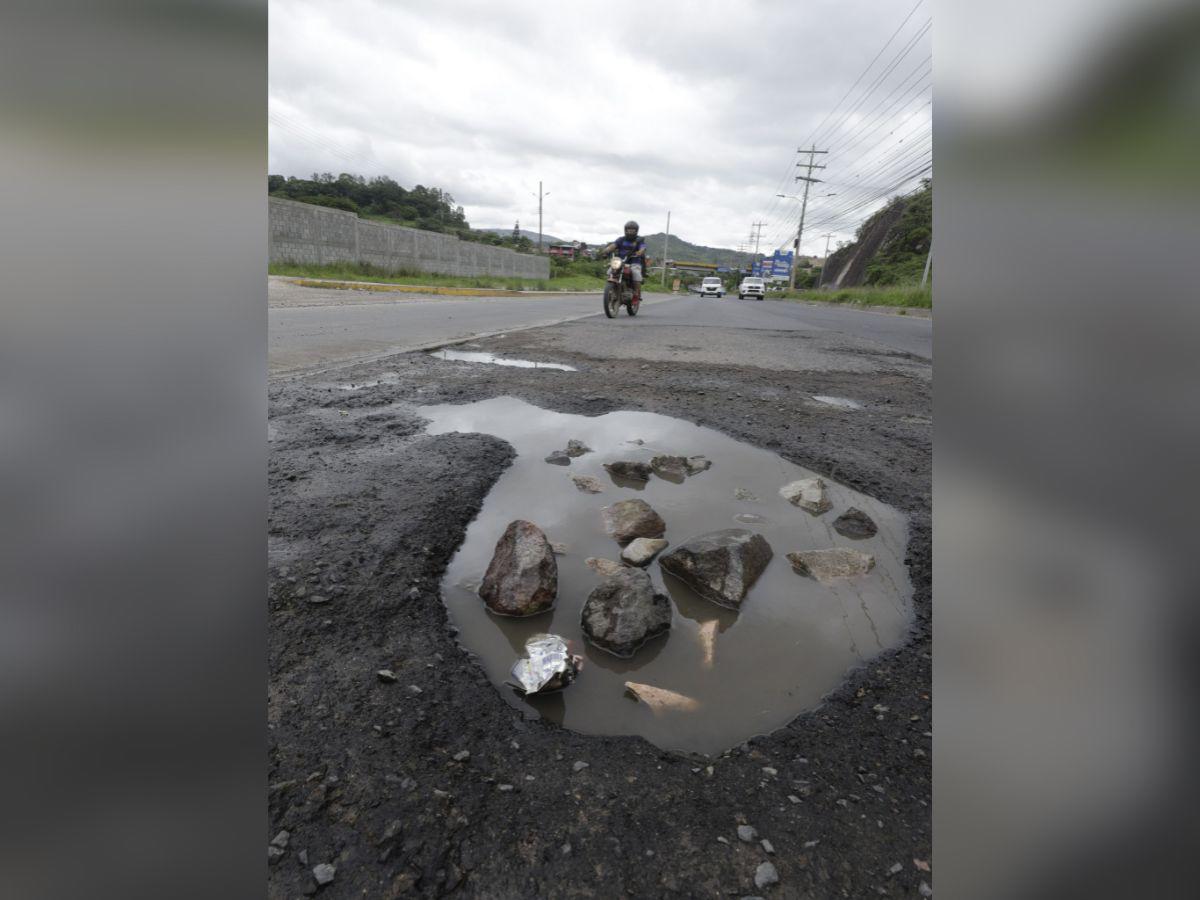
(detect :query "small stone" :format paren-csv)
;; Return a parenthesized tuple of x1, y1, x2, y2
(570, 474, 604, 494)
(376, 669, 396, 683)
(779, 477, 832, 514)
(298, 849, 308, 865)
(762, 767, 778, 776)
(787, 548, 875, 583)
(649, 455, 689, 480)
(832, 507, 878, 539)
(550, 541, 568, 556)
(561, 842, 572, 856)
(919, 881, 933, 897)
(735, 488, 759, 501)
(452, 750, 470, 762)
(510, 740, 520, 750)
(685, 456, 712, 475)
(585, 557, 626, 577)
(544, 450, 571, 465)
(524, 774, 535, 781)
(737, 825, 758, 843)
(572, 761, 590, 772)
(566, 439, 592, 458)
(602, 499, 667, 544)
(620, 537, 669, 567)
(408, 685, 423, 695)
(717, 836, 729, 845)
(888, 862, 903, 876)
(312, 863, 336, 886)
(271, 830, 291, 849)
(268, 846, 284, 864)
(761, 839, 775, 854)
(497, 784, 514, 792)
(754, 861, 779, 890)
(307, 595, 329, 605)
(603, 461, 653, 482)
(787, 795, 802, 804)
(399, 776, 417, 792)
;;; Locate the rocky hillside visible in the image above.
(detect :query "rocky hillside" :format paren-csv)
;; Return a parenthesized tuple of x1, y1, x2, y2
(825, 180, 931, 287)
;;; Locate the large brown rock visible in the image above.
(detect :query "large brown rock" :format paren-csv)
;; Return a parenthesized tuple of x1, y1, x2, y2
(478, 520, 558, 616)
(658, 529, 773, 610)
(602, 499, 666, 545)
(581, 568, 672, 658)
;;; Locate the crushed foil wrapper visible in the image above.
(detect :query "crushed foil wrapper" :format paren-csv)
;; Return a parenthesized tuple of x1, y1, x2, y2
(510, 633, 582, 695)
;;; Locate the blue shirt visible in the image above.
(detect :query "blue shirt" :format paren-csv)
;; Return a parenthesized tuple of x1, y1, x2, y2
(612, 236, 646, 261)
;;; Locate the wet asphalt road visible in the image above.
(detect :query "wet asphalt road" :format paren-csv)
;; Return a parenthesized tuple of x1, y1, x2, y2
(269, 277, 932, 374)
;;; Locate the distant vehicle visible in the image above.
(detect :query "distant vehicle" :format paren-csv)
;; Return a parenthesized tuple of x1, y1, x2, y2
(699, 276, 724, 298)
(738, 277, 765, 300)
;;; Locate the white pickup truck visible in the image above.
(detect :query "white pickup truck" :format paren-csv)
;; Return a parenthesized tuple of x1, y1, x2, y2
(738, 277, 765, 300)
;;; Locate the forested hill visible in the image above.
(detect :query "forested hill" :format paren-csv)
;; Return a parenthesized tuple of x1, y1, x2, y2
(824, 179, 931, 287)
(640, 233, 749, 268)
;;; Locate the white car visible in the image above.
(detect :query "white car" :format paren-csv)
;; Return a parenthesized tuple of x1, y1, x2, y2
(738, 277, 765, 300)
(699, 276, 724, 298)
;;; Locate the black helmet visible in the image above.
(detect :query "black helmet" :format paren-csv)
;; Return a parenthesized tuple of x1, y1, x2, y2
(624, 220, 639, 238)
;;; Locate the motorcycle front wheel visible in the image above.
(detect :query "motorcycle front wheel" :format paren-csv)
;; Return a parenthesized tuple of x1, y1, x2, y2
(603, 283, 619, 318)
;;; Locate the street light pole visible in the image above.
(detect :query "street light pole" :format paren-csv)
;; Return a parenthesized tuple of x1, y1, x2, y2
(817, 232, 834, 289)
(532, 182, 550, 253)
(661, 211, 670, 286)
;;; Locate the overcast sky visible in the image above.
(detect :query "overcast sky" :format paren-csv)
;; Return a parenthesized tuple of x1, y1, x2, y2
(269, 0, 931, 255)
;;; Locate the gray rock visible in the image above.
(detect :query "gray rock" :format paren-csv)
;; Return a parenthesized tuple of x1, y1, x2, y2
(919, 881, 933, 897)
(298, 849, 308, 865)
(620, 537, 669, 567)
(754, 861, 779, 890)
(581, 568, 672, 658)
(268, 846, 285, 864)
(604, 460, 653, 482)
(312, 863, 336, 886)
(685, 456, 712, 475)
(602, 499, 666, 545)
(270, 830, 291, 849)
(658, 529, 773, 610)
(779, 477, 832, 514)
(761, 839, 775, 854)
(832, 507, 878, 539)
(307, 594, 329, 605)
(585, 557, 626, 577)
(735, 488, 759, 501)
(544, 450, 571, 465)
(452, 750, 470, 762)
(737, 824, 758, 842)
(478, 520, 558, 616)
(786, 548, 875, 583)
(650, 455, 689, 480)
(550, 541, 568, 556)
(888, 862, 903, 876)
(570, 474, 604, 494)
(407, 684, 423, 695)
(572, 761, 590, 772)
(376, 669, 396, 683)
(566, 439, 592, 458)
(497, 783, 514, 792)
(400, 776, 417, 792)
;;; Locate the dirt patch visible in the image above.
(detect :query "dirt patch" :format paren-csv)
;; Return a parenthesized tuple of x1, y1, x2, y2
(268, 324, 931, 898)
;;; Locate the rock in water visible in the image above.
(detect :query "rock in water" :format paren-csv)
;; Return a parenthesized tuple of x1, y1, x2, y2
(544, 449, 571, 466)
(786, 548, 875, 583)
(779, 477, 832, 514)
(624, 681, 700, 713)
(602, 499, 666, 545)
(685, 456, 712, 475)
(832, 506, 877, 538)
(585, 557, 626, 577)
(621, 537, 669, 567)
(603, 460, 653, 482)
(565, 439, 592, 458)
(478, 520, 558, 616)
(658, 529, 773, 610)
(581, 568, 672, 658)
(650, 455, 689, 480)
(570, 474, 604, 494)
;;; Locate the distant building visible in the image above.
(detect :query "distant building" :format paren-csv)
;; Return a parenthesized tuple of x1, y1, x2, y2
(548, 241, 589, 260)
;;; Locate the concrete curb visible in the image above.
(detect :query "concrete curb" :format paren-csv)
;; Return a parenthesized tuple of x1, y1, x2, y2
(285, 277, 602, 298)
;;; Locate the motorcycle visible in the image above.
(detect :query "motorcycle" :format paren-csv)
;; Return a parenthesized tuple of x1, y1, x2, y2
(602, 254, 641, 318)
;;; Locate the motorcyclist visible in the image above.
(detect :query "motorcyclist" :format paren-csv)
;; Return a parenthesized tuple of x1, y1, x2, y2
(597, 220, 647, 303)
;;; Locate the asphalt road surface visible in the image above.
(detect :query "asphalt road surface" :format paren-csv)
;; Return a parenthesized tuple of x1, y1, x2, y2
(269, 276, 931, 375)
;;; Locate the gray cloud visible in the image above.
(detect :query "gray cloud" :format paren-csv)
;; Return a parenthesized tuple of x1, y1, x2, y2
(269, 0, 931, 251)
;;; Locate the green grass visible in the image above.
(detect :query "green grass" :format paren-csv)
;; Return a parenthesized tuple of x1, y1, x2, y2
(768, 284, 931, 309)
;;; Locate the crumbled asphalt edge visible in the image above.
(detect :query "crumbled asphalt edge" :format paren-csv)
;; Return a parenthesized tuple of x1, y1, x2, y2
(268, 329, 931, 899)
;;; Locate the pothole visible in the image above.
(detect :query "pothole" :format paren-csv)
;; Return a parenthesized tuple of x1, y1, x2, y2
(428, 349, 577, 371)
(426, 396, 913, 754)
(811, 395, 863, 409)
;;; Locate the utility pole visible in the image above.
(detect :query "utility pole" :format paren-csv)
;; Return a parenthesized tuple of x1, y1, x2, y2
(532, 181, 550, 253)
(919, 242, 932, 288)
(789, 145, 828, 290)
(816, 232, 834, 289)
(661, 211, 671, 286)
(750, 222, 766, 258)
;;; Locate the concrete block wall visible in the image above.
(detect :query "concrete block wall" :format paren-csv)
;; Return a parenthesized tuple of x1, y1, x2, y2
(269, 197, 548, 279)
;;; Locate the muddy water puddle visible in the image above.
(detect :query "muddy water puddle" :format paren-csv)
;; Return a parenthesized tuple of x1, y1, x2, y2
(428, 349, 577, 371)
(426, 397, 912, 754)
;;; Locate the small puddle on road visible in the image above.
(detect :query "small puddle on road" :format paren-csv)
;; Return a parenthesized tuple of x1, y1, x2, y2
(429, 349, 577, 371)
(426, 397, 913, 755)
